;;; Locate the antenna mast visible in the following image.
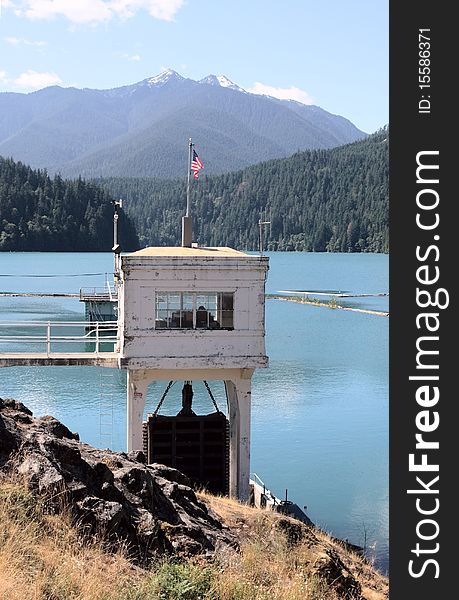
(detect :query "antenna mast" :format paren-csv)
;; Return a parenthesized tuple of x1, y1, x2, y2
(258, 211, 271, 256)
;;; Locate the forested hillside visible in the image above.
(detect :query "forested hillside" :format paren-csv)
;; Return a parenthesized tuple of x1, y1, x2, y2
(1, 130, 387, 253)
(0, 157, 138, 251)
(100, 128, 388, 253)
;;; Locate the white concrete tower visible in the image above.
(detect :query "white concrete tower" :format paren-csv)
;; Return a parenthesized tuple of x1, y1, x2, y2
(118, 246, 269, 500)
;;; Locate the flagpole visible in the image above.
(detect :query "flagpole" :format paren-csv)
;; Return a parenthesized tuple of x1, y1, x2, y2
(186, 138, 192, 217)
(182, 138, 193, 247)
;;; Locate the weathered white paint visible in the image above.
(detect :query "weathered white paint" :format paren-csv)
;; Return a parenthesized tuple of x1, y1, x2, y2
(119, 248, 268, 371)
(119, 247, 269, 499)
(225, 374, 252, 500)
(126, 369, 149, 452)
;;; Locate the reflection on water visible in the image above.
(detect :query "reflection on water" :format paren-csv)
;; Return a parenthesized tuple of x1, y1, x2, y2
(0, 251, 388, 573)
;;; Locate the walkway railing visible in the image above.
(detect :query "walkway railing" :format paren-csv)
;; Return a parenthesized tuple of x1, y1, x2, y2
(0, 320, 119, 357)
(250, 472, 280, 507)
(80, 287, 118, 302)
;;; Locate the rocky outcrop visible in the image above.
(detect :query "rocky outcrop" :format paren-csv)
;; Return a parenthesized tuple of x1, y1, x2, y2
(0, 398, 237, 563)
(274, 518, 361, 598)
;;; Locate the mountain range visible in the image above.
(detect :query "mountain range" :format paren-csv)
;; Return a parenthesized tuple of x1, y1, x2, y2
(0, 69, 366, 178)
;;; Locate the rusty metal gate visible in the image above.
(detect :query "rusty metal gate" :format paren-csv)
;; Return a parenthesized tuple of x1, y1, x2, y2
(143, 412, 229, 494)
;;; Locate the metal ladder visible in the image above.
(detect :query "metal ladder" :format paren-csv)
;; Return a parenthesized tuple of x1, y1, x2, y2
(99, 370, 115, 449)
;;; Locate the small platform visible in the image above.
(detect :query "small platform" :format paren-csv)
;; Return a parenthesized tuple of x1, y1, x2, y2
(80, 288, 118, 325)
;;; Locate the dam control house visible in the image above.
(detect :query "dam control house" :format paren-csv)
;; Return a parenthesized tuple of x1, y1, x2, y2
(118, 244, 269, 500)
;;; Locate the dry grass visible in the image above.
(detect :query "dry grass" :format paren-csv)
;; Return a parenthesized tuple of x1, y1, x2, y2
(0, 482, 142, 600)
(199, 491, 389, 600)
(0, 482, 388, 600)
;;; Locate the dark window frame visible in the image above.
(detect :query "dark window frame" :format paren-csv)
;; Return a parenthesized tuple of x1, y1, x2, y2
(155, 291, 234, 330)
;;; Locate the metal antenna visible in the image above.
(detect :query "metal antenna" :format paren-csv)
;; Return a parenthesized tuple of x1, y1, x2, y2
(258, 210, 271, 256)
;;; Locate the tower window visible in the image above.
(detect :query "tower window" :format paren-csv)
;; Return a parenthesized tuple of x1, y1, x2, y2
(155, 292, 234, 330)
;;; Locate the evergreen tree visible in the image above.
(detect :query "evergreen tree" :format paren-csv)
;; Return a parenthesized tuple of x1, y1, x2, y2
(0, 157, 139, 251)
(99, 128, 389, 253)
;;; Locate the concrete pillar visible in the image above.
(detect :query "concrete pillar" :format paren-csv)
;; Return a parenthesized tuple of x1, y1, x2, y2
(236, 376, 252, 501)
(126, 370, 149, 452)
(225, 380, 239, 498)
(225, 371, 253, 501)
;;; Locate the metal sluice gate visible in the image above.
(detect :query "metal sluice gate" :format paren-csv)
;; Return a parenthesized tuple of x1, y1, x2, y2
(143, 381, 230, 495)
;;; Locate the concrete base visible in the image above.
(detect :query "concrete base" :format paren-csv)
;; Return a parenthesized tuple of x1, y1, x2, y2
(181, 216, 192, 247)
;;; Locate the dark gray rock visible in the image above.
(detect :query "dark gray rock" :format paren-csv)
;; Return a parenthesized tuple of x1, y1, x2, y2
(311, 548, 362, 599)
(0, 397, 237, 563)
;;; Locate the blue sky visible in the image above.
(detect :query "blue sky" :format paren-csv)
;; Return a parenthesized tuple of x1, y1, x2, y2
(0, 1, 388, 133)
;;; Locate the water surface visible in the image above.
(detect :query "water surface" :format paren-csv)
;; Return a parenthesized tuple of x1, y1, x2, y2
(0, 251, 388, 572)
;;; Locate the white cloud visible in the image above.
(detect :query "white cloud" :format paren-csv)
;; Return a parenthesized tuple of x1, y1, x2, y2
(0, 70, 8, 83)
(14, 69, 62, 88)
(1, 0, 14, 13)
(142, 0, 184, 21)
(247, 82, 314, 105)
(17, 0, 113, 24)
(11, 0, 185, 24)
(122, 53, 141, 61)
(109, 1, 184, 21)
(5, 36, 47, 46)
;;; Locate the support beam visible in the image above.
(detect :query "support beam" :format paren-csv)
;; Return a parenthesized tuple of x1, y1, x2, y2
(236, 377, 252, 501)
(127, 370, 149, 452)
(225, 372, 253, 501)
(225, 380, 239, 498)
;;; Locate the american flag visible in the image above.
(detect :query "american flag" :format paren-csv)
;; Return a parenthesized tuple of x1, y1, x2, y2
(191, 148, 203, 179)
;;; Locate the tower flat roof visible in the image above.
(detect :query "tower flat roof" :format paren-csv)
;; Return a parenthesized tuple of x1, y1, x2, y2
(128, 246, 250, 258)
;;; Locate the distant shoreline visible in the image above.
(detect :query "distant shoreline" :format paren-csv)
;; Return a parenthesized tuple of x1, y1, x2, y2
(266, 294, 389, 317)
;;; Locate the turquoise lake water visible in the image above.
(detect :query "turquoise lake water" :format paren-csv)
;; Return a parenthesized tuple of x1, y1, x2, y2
(0, 251, 388, 572)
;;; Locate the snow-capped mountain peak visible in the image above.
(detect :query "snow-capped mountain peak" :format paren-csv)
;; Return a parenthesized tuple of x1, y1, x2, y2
(199, 74, 246, 93)
(147, 69, 183, 87)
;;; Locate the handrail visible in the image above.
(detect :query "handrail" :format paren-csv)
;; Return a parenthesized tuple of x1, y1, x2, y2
(0, 320, 119, 357)
(0, 321, 118, 326)
(106, 281, 114, 302)
(80, 288, 118, 300)
(250, 472, 280, 505)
